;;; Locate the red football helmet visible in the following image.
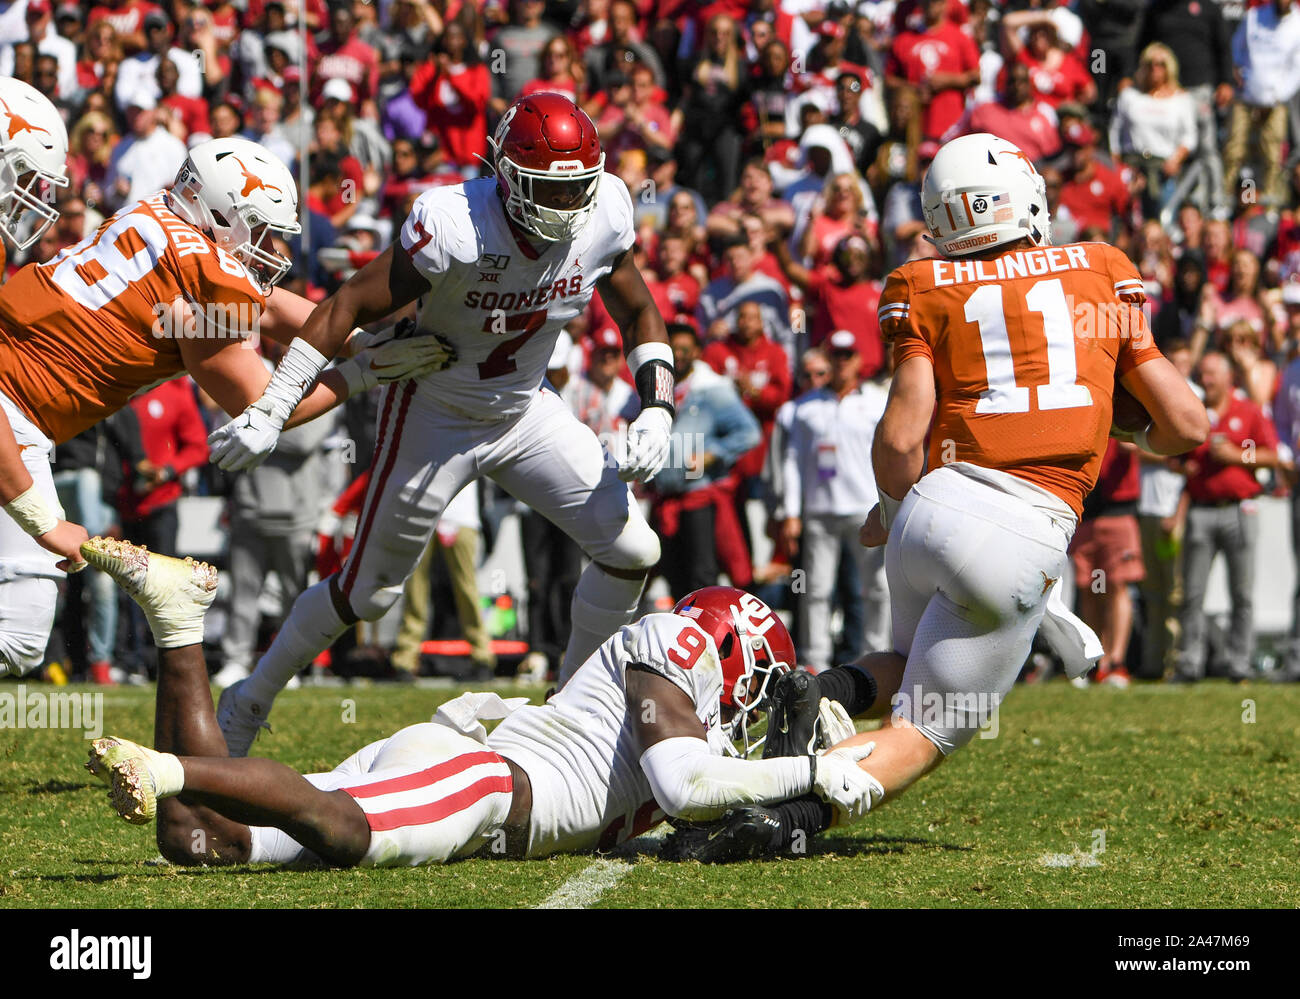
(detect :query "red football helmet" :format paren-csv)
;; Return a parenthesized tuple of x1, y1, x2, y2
(488, 92, 605, 242)
(673, 586, 796, 755)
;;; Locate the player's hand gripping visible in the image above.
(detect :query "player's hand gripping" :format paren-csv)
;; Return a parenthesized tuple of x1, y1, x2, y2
(337, 321, 457, 396)
(811, 740, 883, 825)
(619, 406, 673, 483)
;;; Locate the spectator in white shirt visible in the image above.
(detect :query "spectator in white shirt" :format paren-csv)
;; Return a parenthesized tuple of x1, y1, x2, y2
(1111, 43, 1198, 220)
(105, 88, 188, 211)
(0, 0, 77, 99)
(780, 329, 890, 671)
(113, 9, 203, 114)
(1223, 0, 1300, 208)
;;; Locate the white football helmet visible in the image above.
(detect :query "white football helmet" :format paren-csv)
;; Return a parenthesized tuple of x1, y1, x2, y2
(921, 133, 1050, 257)
(167, 136, 301, 293)
(0, 76, 69, 251)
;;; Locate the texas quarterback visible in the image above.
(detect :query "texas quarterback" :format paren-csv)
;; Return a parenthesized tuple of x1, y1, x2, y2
(80, 537, 880, 868)
(675, 133, 1211, 859)
(213, 93, 678, 756)
(0, 135, 447, 676)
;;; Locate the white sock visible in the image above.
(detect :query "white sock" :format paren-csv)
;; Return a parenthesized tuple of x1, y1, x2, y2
(559, 564, 645, 686)
(140, 745, 185, 798)
(244, 579, 348, 706)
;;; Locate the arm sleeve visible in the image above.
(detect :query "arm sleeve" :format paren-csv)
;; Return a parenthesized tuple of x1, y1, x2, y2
(639, 736, 813, 821)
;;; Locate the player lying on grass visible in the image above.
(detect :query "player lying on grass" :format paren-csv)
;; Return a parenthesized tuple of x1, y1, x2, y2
(80, 538, 878, 867)
(665, 133, 1210, 862)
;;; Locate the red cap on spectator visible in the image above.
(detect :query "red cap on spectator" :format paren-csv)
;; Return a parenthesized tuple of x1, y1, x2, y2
(765, 139, 800, 169)
(1063, 121, 1098, 147)
(667, 313, 700, 338)
(591, 326, 622, 351)
(26, 0, 52, 16)
(818, 20, 846, 39)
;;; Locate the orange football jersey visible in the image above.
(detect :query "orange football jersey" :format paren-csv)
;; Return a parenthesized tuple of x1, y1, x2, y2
(0, 193, 266, 444)
(879, 241, 1163, 516)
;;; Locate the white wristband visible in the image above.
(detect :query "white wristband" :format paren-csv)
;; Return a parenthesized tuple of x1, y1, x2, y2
(626, 341, 673, 375)
(4, 484, 57, 537)
(261, 338, 330, 423)
(877, 491, 903, 531)
(334, 356, 375, 399)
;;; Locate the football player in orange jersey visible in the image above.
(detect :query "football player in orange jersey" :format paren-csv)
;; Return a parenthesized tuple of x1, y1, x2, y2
(670, 134, 1211, 861)
(0, 135, 450, 676)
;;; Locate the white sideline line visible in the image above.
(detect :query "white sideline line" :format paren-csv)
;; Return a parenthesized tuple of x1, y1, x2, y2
(535, 859, 633, 909)
(534, 824, 670, 909)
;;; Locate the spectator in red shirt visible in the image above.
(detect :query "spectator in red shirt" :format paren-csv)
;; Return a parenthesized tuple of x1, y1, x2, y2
(409, 20, 490, 174)
(769, 230, 885, 378)
(887, 0, 980, 140)
(157, 55, 210, 142)
(707, 158, 796, 244)
(312, 2, 380, 112)
(702, 299, 792, 486)
(520, 34, 588, 108)
(596, 60, 676, 160)
(655, 233, 702, 317)
(948, 60, 1062, 163)
(1172, 351, 1281, 681)
(1057, 120, 1131, 239)
(88, 0, 158, 55)
(1069, 439, 1145, 687)
(1001, 7, 1097, 110)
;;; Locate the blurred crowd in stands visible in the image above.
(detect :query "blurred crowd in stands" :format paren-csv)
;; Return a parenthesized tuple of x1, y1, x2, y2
(15, 0, 1300, 688)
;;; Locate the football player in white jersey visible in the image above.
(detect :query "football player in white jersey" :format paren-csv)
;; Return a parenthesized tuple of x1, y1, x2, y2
(209, 93, 680, 756)
(80, 538, 881, 867)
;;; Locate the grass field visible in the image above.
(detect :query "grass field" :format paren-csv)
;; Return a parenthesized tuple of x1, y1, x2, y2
(2, 679, 1298, 909)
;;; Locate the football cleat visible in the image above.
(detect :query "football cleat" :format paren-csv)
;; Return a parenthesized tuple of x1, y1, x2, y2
(217, 678, 272, 758)
(85, 736, 177, 825)
(79, 537, 217, 649)
(762, 670, 822, 759)
(661, 807, 783, 864)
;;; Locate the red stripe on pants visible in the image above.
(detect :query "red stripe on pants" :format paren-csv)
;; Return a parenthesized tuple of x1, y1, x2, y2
(342, 750, 504, 799)
(341, 381, 416, 595)
(362, 775, 514, 832)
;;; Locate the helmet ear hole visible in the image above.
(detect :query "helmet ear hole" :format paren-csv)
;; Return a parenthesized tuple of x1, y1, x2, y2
(211, 209, 230, 227)
(719, 633, 734, 659)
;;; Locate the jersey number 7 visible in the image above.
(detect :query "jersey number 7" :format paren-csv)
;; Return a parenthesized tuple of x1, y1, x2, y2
(478, 308, 547, 379)
(964, 278, 1093, 414)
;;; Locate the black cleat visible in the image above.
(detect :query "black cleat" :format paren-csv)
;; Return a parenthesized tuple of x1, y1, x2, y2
(661, 807, 783, 863)
(762, 670, 822, 759)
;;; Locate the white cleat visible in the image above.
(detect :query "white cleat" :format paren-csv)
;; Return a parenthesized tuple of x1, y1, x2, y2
(79, 537, 217, 649)
(217, 678, 271, 757)
(85, 736, 176, 825)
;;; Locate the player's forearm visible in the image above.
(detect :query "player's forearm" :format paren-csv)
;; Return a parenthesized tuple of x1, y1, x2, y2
(0, 407, 35, 505)
(639, 736, 812, 822)
(872, 424, 926, 501)
(284, 371, 350, 430)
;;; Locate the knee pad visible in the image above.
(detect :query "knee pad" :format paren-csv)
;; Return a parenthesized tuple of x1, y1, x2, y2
(591, 514, 660, 573)
(347, 583, 403, 623)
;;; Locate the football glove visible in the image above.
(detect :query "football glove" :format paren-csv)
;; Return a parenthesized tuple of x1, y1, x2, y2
(619, 406, 673, 483)
(812, 741, 883, 825)
(336, 328, 457, 398)
(207, 397, 285, 472)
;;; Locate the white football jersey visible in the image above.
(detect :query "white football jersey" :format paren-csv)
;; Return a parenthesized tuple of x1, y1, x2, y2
(398, 173, 636, 422)
(486, 613, 730, 857)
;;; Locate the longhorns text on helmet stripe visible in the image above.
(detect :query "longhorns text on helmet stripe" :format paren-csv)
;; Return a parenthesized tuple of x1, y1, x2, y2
(922, 133, 1052, 257)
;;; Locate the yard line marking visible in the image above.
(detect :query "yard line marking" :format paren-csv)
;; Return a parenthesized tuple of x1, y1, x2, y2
(535, 859, 633, 909)
(534, 824, 671, 909)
